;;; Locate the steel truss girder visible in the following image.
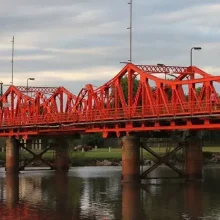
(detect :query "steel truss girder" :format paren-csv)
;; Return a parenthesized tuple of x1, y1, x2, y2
(16, 86, 58, 94)
(140, 145, 184, 179)
(19, 145, 54, 171)
(0, 63, 220, 137)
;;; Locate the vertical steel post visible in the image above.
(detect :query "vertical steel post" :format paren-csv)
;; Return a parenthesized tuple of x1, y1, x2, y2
(0, 82, 3, 109)
(128, 0, 133, 63)
(11, 36, 14, 85)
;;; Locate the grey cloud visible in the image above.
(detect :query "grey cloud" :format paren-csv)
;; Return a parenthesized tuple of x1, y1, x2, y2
(0, 0, 220, 92)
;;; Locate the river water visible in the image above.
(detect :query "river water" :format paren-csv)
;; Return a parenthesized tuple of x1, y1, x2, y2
(0, 166, 220, 220)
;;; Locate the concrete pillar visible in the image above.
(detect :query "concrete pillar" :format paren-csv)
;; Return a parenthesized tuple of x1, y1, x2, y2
(6, 174, 19, 208)
(55, 138, 69, 172)
(122, 183, 141, 220)
(121, 136, 140, 183)
(5, 138, 19, 174)
(185, 131, 203, 180)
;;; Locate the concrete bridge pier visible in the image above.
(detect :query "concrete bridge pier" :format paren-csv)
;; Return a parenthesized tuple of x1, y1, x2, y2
(184, 131, 203, 180)
(55, 138, 69, 172)
(121, 136, 140, 183)
(5, 137, 20, 174)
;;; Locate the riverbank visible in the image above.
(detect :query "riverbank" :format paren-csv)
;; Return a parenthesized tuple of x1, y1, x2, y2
(1, 147, 220, 167)
(70, 151, 220, 166)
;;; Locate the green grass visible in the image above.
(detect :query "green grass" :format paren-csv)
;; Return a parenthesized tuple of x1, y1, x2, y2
(202, 147, 220, 152)
(0, 147, 220, 166)
(0, 148, 154, 163)
(71, 148, 121, 159)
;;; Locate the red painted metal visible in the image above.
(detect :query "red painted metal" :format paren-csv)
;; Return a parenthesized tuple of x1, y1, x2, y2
(16, 86, 58, 94)
(0, 63, 220, 137)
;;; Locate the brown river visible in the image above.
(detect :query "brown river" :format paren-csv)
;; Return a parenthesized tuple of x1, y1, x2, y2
(0, 166, 220, 220)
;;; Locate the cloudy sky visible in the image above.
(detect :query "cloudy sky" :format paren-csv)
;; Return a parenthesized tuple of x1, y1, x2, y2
(0, 0, 220, 94)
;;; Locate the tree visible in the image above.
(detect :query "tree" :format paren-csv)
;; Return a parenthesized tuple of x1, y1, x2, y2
(120, 76, 139, 103)
(81, 133, 104, 147)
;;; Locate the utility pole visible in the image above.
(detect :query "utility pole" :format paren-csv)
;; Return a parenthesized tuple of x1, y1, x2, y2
(128, 0, 132, 63)
(0, 82, 3, 97)
(11, 36, 14, 85)
(0, 82, 3, 109)
(120, 0, 133, 65)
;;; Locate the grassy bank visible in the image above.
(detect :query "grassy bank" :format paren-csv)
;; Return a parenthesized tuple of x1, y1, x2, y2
(0, 147, 219, 166)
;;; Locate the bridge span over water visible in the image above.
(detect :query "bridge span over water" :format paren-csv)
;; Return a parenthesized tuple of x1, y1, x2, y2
(2, 63, 219, 181)
(0, 63, 220, 138)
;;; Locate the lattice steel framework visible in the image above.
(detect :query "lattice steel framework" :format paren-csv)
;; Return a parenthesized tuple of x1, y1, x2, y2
(0, 63, 220, 138)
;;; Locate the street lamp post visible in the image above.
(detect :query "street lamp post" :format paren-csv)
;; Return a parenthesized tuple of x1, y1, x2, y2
(11, 36, 14, 85)
(27, 78, 35, 96)
(120, 61, 130, 64)
(128, 0, 132, 63)
(190, 47, 202, 80)
(190, 47, 202, 67)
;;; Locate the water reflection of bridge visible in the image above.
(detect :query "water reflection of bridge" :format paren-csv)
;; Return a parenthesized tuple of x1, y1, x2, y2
(0, 170, 210, 220)
(0, 172, 120, 219)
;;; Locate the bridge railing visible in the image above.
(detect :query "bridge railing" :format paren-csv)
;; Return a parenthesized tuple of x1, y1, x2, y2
(0, 100, 218, 127)
(77, 100, 216, 122)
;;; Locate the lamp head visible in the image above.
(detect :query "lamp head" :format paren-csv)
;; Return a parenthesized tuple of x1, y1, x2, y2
(193, 47, 202, 50)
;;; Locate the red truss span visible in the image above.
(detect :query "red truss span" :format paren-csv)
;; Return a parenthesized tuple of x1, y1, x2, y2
(1, 63, 220, 138)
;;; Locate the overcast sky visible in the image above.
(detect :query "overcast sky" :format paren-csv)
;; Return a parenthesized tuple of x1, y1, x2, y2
(0, 0, 220, 93)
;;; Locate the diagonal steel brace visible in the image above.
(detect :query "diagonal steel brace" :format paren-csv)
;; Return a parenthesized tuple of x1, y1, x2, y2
(19, 145, 54, 170)
(140, 145, 184, 178)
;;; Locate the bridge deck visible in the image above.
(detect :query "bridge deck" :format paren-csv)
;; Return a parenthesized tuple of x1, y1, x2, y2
(0, 63, 220, 137)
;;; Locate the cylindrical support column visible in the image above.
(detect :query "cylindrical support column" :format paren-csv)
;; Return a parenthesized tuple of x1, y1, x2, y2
(121, 136, 140, 182)
(6, 174, 19, 208)
(5, 138, 19, 174)
(122, 183, 141, 220)
(185, 131, 203, 180)
(55, 138, 69, 172)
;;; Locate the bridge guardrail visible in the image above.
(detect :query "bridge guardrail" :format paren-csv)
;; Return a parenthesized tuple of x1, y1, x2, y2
(0, 100, 218, 127)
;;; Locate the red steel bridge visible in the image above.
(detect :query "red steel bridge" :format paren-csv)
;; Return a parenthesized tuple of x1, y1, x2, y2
(1, 63, 220, 138)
